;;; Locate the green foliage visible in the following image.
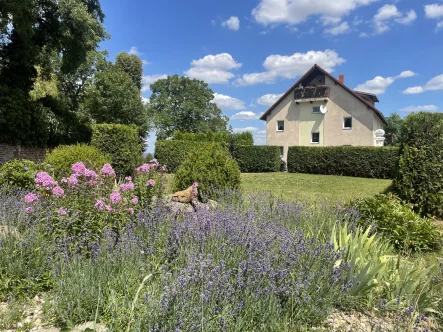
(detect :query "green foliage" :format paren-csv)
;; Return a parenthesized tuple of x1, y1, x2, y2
(154, 140, 213, 173)
(44, 144, 110, 178)
(384, 112, 403, 146)
(287, 146, 399, 179)
(394, 112, 443, 218)
(174, 143, 241, 200)
(0, 160, 41, 190)
(115, 52, 143, 90)
(91, 124, 143, 176)
(149, 75, 229, 140)
(351, 194, 442, 252)
(82, 64, 148, 140)
(231, 145, 281, 172)
(172, 130, 253, 155)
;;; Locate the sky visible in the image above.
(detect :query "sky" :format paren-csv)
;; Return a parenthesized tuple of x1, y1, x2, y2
(99, 0, 443, 152)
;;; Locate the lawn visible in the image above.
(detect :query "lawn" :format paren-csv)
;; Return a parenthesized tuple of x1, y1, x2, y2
(241, 173, 393, 203)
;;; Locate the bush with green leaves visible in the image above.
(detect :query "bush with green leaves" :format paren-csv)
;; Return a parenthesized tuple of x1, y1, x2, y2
(154, 140, 213, 173)
(44, 144, 110, 178)
(173, 143, 241, 200)
(91, 124, 143, 177)
(0, 159, 42, 190)
(287, 146, 399, 179)
(394, 112, 443, 218)
(231, 145, 281, 172)
(350, 194, 442, 252)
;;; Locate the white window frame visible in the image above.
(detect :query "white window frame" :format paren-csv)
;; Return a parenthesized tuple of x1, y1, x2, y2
(312, 106, 321, 114)
(276, 120, 285, 132)
(311, 132, 320, 144)
(343, 117, 352, 130)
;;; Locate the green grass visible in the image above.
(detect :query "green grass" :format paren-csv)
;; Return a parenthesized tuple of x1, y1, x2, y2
(241, 173, 393, 203)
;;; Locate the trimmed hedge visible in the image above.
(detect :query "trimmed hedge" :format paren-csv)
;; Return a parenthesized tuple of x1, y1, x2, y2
(154, 140, 214, 173)
(231, 145, 281, 173)
(394, 112, 443, 218)
(287, 146, 399, 179)
(91, 124, 143, 177)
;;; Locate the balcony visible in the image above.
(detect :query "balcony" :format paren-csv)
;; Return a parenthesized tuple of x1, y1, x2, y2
(294, 85, 330, 102)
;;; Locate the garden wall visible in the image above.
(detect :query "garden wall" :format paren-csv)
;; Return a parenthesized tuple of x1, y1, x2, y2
(0, 144, 46, 164)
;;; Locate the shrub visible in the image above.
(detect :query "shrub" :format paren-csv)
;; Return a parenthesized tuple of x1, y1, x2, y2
(91, 124, 143, 177)
(44, 144, 110, 178)
(394, 112, 443, 218)
(0, 159, 42, 190)
(172, 130, 253, 155)
(173, 143, 241, 200)
(231, 145, 281, 172)
(154, 140, 213, 173)
(350, 194, 442, 252)
(287, 146, 399, 179)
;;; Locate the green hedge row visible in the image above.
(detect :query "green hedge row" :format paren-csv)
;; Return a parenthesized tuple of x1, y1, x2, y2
(91, 124, 143, 176)
(287, 146, 399, 179)
(154, 140, 215, 173)
(231, 145, 281, 173)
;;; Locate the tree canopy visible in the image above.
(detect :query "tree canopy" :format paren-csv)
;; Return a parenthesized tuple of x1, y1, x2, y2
(115, 52, 143, 90)
(384, 112, 403, 146)
(149, 75, 228, 140)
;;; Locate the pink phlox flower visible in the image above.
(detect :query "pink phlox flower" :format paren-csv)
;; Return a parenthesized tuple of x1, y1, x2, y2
(119, 182, 135, 192)
(110, 191, 122, 204)
(25, 207, 34, 214)
(95, 199, 105, 210)
(131, 196, 139, 205)
(135, 163, 150, 174)
(150, 158, 158, 165)
(127, 208, 134, 215)
(161, 165, 168, 172)
(68, 174, 78, 187)
(146, 179, 156, 187)
(84, 168, 98, 179)
(52, 186, 64, 198)
(105, 205, 113, 212)
(100, 164, 116, 177)
(35, 171, 55, 189)
(61, 177, 68, 184)
(125, 176, 132, 182)
(192, 182, 198, 188)
(71, 162, 86, 175)
(24, 193, 39, 205)
(58, 207, 68, 216)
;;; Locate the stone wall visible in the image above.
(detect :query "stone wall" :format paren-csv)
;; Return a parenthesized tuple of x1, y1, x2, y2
(0, 144, 47, 165)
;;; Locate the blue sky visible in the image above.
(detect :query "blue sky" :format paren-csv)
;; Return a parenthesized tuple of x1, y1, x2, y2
(99, 0, 443, 152)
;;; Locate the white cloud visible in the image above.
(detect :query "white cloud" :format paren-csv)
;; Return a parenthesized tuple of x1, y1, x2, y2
(128, 46, 140, 56)
(222, 16, 240, 31)
(252, 0, 379, 26)
(324, 22, 351, 35)
(256, 94, 284, 106)
(231, 111, 261, 120)
(141, 74, 168, 92)
(141, 96, 149, 104)
(400, 105, 439, 112)
(185, 53, 241, 84)
(403, 74, 443, 94)
(437, 21, 443, 31)
(232, 127, 258, 134)
(373, 4, 416, 34)
(354, 70, 416, 94)
(403, 86, 424, 94)
(235, 50, 345, 86)
(211, 93, 245, 110)
(254, 130, 267, 144)
(425, 4, 443, 19)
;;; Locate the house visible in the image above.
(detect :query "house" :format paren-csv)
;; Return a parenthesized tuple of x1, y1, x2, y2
(259, 64, 387, 160)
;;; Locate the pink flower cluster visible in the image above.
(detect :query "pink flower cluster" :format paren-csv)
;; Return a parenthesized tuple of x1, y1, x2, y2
(146, 179, 156, 187)
(110, 191, 122, 204)
(119, 177, 135, 192)
(52, 186, 64, 198)
(25, 193, 39, 205)
(62, 162, 99, 187)
(35, 172, 57, 190)
(58, 207, 68, 216)
(100, 164, 116, 177)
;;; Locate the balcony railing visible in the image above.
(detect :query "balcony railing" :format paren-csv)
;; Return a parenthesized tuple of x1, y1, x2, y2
(294, 86, 330, 100)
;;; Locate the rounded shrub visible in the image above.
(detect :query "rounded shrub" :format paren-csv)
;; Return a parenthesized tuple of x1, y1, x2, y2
(394, 112, 443, 218)
(44, 144, 111, 178)
(173, 143, 241, 201)
(0, 159, 42, 190)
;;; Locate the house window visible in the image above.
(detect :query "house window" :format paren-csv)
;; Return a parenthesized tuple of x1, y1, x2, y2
(311, 132, 320, 144)
(276, 120, 284, 132)
(343, 117, 352, 129)
(280, 146, 284, 158)
(312, 106, 321, 114)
